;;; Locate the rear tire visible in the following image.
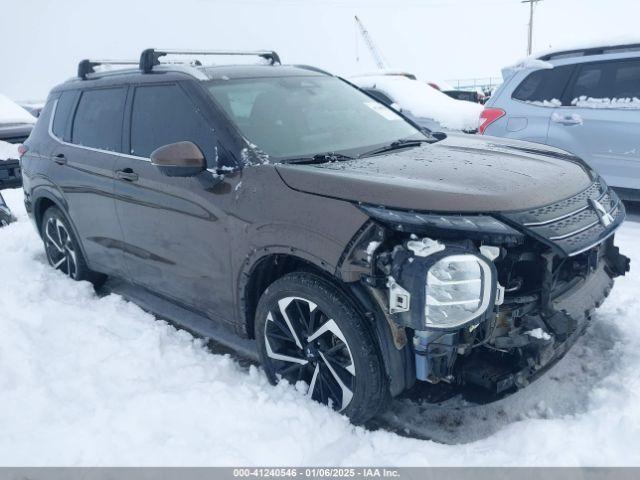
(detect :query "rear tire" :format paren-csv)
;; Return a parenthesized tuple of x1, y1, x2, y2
(255, 272, 389, 424)
(41, 206, 106, 287)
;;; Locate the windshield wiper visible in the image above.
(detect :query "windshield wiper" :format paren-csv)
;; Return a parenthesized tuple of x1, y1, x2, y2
(359, 138, 431, 158)
(282, 153, 355, 165)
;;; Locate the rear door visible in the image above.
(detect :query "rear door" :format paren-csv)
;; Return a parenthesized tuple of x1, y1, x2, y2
(548, 59, 640, 190)
(506, 65, 574, 143)
(113, 82, 233, 317)
(48, 87, 127, 277)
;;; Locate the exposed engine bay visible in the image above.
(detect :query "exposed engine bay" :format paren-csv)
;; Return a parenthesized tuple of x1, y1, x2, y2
(346, 180, 631, 396)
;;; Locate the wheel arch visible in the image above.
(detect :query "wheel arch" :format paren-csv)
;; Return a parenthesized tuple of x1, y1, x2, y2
(32, 189, 90, 265)
(241, 252, 333, 340)
(241, 251, 413, 397)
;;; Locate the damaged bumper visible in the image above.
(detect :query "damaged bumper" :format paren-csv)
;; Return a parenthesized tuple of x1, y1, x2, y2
(460, 256, 619, 395)
(352, 179, 630, 398)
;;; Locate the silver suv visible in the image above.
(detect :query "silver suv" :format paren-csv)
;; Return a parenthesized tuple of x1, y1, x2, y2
(480, 42, 640, 201)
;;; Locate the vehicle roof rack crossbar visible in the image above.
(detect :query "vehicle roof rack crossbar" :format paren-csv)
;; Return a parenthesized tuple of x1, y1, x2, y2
(77, 59, 139, 79)
(139, 48, 281, 73)
(538, 43, 640, 61)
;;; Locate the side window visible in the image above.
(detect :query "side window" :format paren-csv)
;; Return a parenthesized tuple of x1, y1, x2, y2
(512, 66, 573, 104)
(571, 64, 605, 99)
(130, 84, 215, 161)
(613, 61, 640, 98)
(52, 91, 78, 141)
(71, 88, 127, 151)
(568, 60, 640, 107)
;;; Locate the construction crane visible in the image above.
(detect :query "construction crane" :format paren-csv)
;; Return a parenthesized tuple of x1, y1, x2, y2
(354, 15, 388, 70)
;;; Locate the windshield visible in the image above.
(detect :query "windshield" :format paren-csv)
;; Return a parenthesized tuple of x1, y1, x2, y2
(204, 75, 424, 161)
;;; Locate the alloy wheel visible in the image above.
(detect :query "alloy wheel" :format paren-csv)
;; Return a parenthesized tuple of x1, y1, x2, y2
(44, 217, 78, 279)
(264, 296, 356, 411)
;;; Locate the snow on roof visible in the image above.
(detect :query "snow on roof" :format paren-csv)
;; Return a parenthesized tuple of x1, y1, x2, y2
(351, 69, 418, 79)
(350, 75, 482, 131)
(532, 35, 640, 60)
(502, 36, 640, 80)
(501, 58, 554, 81)
(0, 94, 36, 125)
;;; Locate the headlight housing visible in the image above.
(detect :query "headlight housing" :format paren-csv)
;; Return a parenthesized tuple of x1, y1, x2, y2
(386, 241, 498, 332)
(359, 205, 524, 244)
(425, 254, 493, 329)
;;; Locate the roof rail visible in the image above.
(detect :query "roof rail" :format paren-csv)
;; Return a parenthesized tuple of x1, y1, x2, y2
(292, 64, 333, 76)
(139, 48, 281, 73)
(538, 43, 640, 61)
(77, 59, 139, 79)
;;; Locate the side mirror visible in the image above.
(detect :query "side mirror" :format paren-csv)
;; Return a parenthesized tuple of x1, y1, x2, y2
(150, 141, 206, 177)
(430, 131, 447, 141)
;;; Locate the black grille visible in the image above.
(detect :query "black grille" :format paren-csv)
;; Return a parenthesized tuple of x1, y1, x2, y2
(501, 181, 625, 256)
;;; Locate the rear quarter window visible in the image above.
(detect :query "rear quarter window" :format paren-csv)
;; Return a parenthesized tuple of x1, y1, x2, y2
(512, 65, 574, 105)
(71, 87, 127, 152)
(52, 90, 79, 141)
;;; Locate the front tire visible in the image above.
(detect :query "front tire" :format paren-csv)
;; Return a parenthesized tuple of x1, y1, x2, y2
(41, 206, 106, 286)
(255, 272, 389, 424)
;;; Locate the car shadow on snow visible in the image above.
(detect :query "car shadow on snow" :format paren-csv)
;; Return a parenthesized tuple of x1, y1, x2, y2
(371, 315, 623, 443)
(92, 268, 625, 445)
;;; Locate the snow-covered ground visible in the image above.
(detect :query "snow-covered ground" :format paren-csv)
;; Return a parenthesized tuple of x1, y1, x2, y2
(1, 187, 639, 466)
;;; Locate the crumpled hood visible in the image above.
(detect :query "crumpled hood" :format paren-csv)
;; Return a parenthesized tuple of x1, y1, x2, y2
(275, 134, 594, 213)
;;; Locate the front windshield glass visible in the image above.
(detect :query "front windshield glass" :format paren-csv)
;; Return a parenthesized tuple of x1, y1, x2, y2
(205, 75, 424, 161)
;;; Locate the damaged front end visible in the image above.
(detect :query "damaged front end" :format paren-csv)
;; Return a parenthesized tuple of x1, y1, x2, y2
(346, 180, 630, 397)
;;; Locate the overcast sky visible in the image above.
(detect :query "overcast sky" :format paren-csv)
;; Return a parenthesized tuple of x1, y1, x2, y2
(2, 0, 639, 100)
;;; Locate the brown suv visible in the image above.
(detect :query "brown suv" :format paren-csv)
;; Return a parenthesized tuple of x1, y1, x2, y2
(20, 49, 630, 423)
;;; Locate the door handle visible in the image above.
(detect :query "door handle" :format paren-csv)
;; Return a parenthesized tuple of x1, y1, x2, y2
(53, 153, 67, 165)
(551, 113, 583, 126)
(115, 168, 139, 182)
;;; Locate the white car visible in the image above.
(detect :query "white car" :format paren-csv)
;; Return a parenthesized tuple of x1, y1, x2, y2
(350, 74, 483, 132)
(0, 93, 36, 144)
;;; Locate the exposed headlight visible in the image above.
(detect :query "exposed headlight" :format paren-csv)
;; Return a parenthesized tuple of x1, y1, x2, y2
(425, 254, 493, 329)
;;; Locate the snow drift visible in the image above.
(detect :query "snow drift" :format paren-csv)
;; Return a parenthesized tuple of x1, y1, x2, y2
(0, 188, 639, 466)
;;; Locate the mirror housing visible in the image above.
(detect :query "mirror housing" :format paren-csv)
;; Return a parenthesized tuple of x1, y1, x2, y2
(150, 141, 206, 177)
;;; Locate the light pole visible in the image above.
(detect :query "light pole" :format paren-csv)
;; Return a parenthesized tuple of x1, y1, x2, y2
(522, 0, 542, 55)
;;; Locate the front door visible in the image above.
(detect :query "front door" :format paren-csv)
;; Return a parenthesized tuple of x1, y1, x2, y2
(113, 82, 234, 318)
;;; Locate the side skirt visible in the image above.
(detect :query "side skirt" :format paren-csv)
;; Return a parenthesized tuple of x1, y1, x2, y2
(102, 278, 259, 362)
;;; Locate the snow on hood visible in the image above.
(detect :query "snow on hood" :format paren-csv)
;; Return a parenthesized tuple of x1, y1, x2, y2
(350, 75, 483, 132)
(0, 141, 20, 161)
(0, 94, 36, 125)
